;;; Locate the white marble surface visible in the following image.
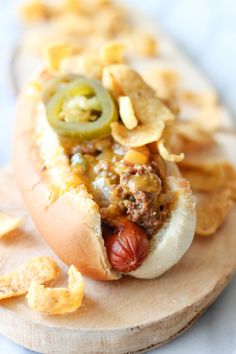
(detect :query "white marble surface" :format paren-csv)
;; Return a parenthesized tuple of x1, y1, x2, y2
(0, 0, 235, 353)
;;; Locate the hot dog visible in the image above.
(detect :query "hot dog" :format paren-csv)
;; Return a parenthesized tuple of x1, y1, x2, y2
(13, 57, 196, 280)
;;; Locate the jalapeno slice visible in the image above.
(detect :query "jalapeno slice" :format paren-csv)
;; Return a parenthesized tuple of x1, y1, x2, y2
(45, 76, 118, 140)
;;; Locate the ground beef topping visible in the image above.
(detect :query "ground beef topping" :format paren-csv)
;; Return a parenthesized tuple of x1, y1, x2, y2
(117, 164, 173, 235)
(100, 162, 174, 235)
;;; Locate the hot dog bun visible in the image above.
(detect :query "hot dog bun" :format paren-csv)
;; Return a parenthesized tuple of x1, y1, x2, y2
(14, 91, 119, 280)
(130, 176, 196, 279)
(13, 87, 196, 281)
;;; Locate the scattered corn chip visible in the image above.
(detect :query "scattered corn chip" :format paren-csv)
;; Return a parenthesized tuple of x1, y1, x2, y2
(118, 96, 138, 130)
(144, 67, 180, 100)
(0, 257, 60, 300)
(111, 121, 165, 147)
(60, 54, 103, 79)
(0, 212, 23, 239)
(79, 6, 124, 39)
(157, 139, 184, 162)
(44, 43, 72, 70)
(27, 265, 84, 315)
(176, 120, 215, 151)
(180, 90, 218, 107)
(19, 0, 47, 23)
(193, 106, 222, 133)
(93, 0, 111, 5)
(196, 188, 234, 236)
(102, 67, 123, 99)
(67, 0, 110, 12)
(51, 13, 91, 39)
(99, 42, 125, 65)
(180, 160, 236, 193)
(137, 33, 156, 57)
(125, 31, 157, 57)
(64, 0, 81, 12)
(181, 166, 223, 192)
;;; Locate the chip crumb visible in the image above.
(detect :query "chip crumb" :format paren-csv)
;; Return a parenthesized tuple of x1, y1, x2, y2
(158, 139, 184, 162)
(60, 54, 103, 79)
(44, 43, 72, 70)
(99, 42, 125, 66)
(127, 31, 157, 57)
(0, 212, 23, 239)
(19, 0, 47, 23)
(25, 80, 42, 98)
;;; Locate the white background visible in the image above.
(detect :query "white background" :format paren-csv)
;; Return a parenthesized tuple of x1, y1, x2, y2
(0, 0, 235, 353)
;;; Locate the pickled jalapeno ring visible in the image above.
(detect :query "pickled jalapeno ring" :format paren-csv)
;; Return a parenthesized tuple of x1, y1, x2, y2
(45, 76, 118, 140)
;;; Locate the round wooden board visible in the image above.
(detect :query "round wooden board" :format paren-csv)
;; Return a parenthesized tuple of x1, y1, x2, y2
(0, 165, 235, 354)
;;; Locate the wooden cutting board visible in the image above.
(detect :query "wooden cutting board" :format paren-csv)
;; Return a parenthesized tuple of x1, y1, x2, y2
(0, 163, 235, 354)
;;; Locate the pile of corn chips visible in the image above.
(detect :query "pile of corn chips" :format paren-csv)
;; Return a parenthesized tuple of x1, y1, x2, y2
(19, 0, 158, 60)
